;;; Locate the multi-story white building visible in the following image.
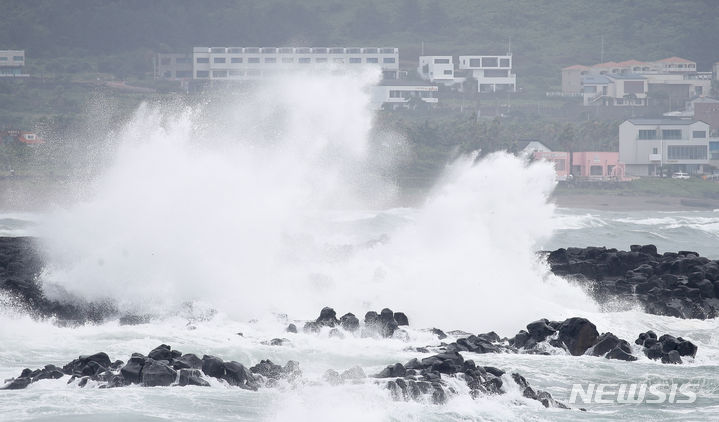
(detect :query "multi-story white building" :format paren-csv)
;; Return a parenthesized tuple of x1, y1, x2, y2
(619, 118, 712, 176)
(188, 46, 399, 81)
(417, 56, 454, 83)
(0, 50, 27, 77)
(458, 55, 516, 93)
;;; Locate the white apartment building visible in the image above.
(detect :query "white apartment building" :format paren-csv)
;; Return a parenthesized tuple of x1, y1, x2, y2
(619, 118, 712, 176)
(155, 53, 193, 79)
(189, 46, 399, 81)
(0, 50, 27, 77)
(458, 55, 516, 93)
(417, 56, 454, 83)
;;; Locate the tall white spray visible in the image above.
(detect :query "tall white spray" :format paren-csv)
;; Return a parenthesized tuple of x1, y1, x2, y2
(38, 69, 596, 333)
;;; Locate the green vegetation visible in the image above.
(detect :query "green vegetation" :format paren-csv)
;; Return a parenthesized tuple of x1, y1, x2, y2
(555, 177, 719, 200)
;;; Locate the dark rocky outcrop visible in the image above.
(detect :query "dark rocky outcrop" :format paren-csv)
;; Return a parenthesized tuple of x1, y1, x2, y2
(547, 245, 719, 319)
(634, 331, 698, 364)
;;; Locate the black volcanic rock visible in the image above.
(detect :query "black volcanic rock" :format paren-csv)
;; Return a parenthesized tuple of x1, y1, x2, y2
(546, 245, 719, 319)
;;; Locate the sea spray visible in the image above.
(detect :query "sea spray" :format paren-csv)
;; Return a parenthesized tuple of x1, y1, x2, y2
(37, 70, 596, 333)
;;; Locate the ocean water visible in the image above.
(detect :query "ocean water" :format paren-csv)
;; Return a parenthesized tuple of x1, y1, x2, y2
(1, 71, 718, 421)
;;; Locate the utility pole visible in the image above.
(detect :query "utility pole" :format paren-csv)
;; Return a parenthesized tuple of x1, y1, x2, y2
(600, 36, 605, 63)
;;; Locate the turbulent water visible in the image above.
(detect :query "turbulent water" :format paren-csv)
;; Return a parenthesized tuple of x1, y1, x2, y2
(1, 71, 718, 421)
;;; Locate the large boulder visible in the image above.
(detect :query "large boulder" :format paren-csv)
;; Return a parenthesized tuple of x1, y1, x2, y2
(557, 318, 599, 356)
(223, 361, 258, 390)
(120, 353, 146, 384)
(316, 307, 339, 327)
(142, 359, 177, 387)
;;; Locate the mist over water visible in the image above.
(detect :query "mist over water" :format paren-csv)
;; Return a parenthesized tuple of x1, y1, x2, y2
(37, 70, 595, 334)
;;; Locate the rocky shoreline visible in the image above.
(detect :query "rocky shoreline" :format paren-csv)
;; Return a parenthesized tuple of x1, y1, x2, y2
(546, 244, 719, 319)
(0, 238, 706, 410)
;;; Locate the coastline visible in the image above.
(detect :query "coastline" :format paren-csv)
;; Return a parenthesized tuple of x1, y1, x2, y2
(551, 192, 719, 212)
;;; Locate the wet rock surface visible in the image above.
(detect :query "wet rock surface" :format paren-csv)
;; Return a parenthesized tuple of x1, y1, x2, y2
(546, 244, 719, 319)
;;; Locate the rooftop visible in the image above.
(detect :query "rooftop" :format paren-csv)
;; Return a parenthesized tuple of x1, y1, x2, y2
(625, 118, 701, 126)
(582, 75, 611, 84)
(607, 73, 646, 80)
(657, 56, 695, 64)
(562, 64, 590, 70)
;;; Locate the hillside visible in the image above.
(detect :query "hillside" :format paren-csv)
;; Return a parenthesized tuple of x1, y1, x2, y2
(1, 0, 718, 92)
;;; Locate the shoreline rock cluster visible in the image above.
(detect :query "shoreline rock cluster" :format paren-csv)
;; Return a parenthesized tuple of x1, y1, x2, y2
(546, 244, 719, 319)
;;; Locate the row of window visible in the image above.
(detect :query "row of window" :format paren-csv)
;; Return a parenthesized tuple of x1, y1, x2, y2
(637, 129, 706, 140)
(0, 56, 23, 62)
(467, 57, 511, 68)
(667, 145, 707, 160)
(207, 47, 395, 54)
(196, 57, 395, 64)
(388, 90, 437, 99)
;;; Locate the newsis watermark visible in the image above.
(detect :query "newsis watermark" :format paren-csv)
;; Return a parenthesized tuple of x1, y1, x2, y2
(569, 381, 702, 404)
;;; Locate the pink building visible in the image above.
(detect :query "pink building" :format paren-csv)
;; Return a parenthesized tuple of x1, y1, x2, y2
(533, 151, 625, 180)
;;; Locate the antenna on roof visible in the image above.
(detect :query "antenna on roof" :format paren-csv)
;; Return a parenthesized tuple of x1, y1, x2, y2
(421, 41, 424, 56)
(507, 36, 512, 55)
(601, 35, 605, 63)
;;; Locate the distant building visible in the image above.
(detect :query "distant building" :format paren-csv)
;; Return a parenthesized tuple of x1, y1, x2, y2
(417, 56, 454, 83)
(582, 74, 648, 106)
(1, 129, 43, 144)
(619, 118, 711, 176)
(516, 140, 552, 156)
(0, 50, 27, 77)
(155, 53, 193, 80)
(533, 151, 625, 181)
(157, 47, 400, 82)
(562, 57, 711, 104)
(690, 97, 719, 135)
(371, 80, 438, 110)
(458, 55, 516, 93)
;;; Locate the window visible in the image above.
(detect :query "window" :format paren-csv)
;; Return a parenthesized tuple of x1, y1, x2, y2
(693, 131, 707, 138)
(615, 99, 624, 105)
(333, 58, 344, 63)
(229, 48, 243, 54)
(231, 57, 242, 63)
(434, 58, 450, 64)
(349, 58, 361, 63)
(624, 81, 644, 94)
(312, 48, 327, 54)
(214, 57, 226, 63)
(638, 130, 657, 140)
(329, 48, 344, 54)
(210, 48, 225, 53)
(667, 145, 707, 160)
(469, 58, 482, 67)
(652, 147, 658, 154)
(662, 129, 682, 140)
(261, 48, 277, 54)
(196, 57, 209, 63)
(500, 58, 510, 67)
(590, 165, 603, 176)
(282, 58, 294, 63)
(347, 48, 361, 54)
(196, 70, 209, 77)
(278, 48, 293, 54)
(315, 58, 328, 63)
(298, 58, 311, 63)
(382, 57, 396, 64)
(485, 69, 509, 77)
(380, 48, 394, 54)
(176, 70, 192, 78)
(229, 70, 243, 76)
(248, 57, 260, 63)
(443, 69, 453, 75)
(366, 58, 379, 63)
(265, 58, 277, 63)
(212, 70, 227, 77)
(0, 57, 7, 61)
(583, 86, 597, 93)
(163, 71, 171, 77)
(364, 48, 378, 53)
(296, 48, 310, 54)
(245, 48, 260, 53)
(482, 57, 498, 67)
